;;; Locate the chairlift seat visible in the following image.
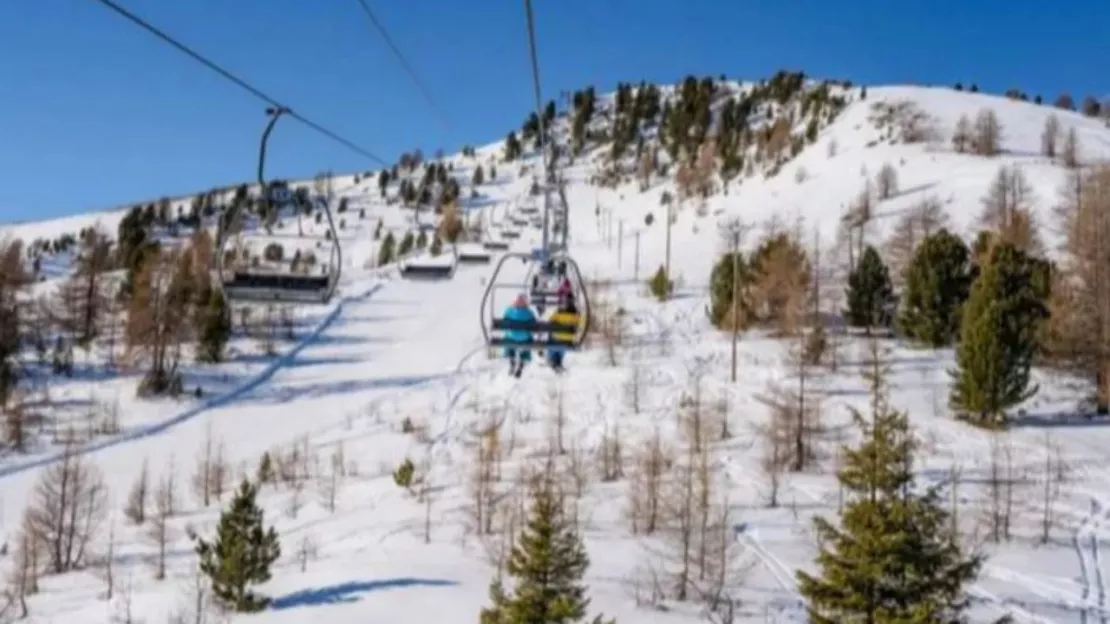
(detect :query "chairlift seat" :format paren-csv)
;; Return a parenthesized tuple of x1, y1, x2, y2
(501, 230, 521, 239)
(222, 271, 334, 304)
(492, 318, 578, 334)
(482, 240, 510, 251)
(458, 250, 492, 264)
(399, 263, 456, 280)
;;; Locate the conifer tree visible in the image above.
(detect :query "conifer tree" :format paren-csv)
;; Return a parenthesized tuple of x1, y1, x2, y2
(197, 289, 231, 363)
(479, 474, 614, 624)
(378, 231, 396, 266)
(797, 343, 982, 622)
(195, 479, 281, 612)
(949, 243, 1049, 426)
(845, 246, 893, 333)
(398, 231, 415, 257)
(897, 228, 972, 347)
(473, 165, 485, 187)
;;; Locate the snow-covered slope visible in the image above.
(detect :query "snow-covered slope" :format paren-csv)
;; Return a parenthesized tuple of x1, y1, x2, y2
(3, 81, 1110, 623)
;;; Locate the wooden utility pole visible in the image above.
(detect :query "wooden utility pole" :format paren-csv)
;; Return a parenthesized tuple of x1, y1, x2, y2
(720, 217, 749, 383)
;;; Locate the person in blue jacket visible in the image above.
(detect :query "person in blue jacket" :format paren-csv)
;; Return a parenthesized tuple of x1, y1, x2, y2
(502, 293, 537, 378)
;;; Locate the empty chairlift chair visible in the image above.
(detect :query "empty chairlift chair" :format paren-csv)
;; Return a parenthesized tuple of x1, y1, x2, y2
(215, 107, 342, 306)
(399, 243, 459, 280)
(455, 242, 492, 265)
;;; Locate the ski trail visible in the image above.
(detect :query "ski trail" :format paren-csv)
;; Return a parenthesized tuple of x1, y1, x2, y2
(0, 280, 385, 481)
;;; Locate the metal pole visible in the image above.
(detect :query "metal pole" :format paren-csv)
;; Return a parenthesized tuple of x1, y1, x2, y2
(664, 203, 672, 301)
(730, 230, 740, 383)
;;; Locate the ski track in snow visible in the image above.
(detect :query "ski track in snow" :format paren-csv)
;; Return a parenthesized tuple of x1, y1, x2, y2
(0, 280, 386, 481)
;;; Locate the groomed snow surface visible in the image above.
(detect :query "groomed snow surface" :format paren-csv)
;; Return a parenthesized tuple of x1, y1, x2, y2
(3, 85, 1110, 622)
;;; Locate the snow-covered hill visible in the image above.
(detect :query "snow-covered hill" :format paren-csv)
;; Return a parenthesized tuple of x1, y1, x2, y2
(2, 78, 1110, 623)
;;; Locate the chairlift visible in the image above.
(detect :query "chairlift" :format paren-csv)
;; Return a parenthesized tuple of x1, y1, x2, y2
(215, 107, 341, 306)
(456, 242, 492, 265)
(399, 241, 458, 280)
(479, 250, 590, 351)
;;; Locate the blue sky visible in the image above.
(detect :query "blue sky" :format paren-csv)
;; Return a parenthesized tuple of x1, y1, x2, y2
(1, 0, 1106, 223)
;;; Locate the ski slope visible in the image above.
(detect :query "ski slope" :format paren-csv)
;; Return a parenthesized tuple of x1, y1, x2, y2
(4, 83, 1110, 622)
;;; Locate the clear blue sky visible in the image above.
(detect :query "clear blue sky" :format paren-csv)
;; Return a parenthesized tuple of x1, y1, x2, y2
(1, 0, 1105, 223)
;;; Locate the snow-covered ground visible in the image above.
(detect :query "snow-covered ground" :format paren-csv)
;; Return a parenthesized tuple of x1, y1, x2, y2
(3, 84, 1110, 623)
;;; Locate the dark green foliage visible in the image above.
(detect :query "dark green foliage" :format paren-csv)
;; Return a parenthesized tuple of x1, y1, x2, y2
(398, 231, 415, 257)
(197, 289, 231, 363)
(195, 479, 281, 612)
(845, 246, 894, 332)
(429, 235, 443, 257)
(505, 131, 523, 160)
(479, 476, 614, 624)
(949, 243, 1050, 426)
(393, 457, 415, 489)
(472, 165, 485, 186)
(378, 231, 396, 266)
(708, 251, 751, 329)
(897, 229, 971, 347)
(648, 265, 672, 301)
(378, 169, 390, 197)
(416, 230, 428, 249)
(796, 352, 982, 622)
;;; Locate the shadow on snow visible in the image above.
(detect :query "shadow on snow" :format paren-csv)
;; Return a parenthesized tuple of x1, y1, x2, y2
(271, 578, 457, 610)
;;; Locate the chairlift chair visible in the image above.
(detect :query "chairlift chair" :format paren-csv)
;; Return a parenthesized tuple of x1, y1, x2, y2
(479, 250, 590, 351)
(399, 242, 458, 280)
(482, 240, 511, 252)
(215, 107, 341, 306)
(456, 242, 492, 265)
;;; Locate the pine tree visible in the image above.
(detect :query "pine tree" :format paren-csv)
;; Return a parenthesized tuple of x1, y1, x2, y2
(398, 231, 415, 257)
(897, 228, 972, 347)
(479, 475, 614, 624)
(648, 265, 672, 301)
(796, 344, 982, 622)
(949, 243, 1049, 426)
(845, 246, 893, 333)
(378, 231, 396, 266)
(429, 236, 443, 257)
(195, 479, 281, 612)
(473, 165, 485, 187)
(197, 289, 231, 363)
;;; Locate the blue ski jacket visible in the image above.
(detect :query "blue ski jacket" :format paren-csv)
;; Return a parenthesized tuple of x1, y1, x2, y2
(501, 305, 537, 343)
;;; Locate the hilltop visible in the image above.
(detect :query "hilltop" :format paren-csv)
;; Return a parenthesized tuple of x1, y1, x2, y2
(0, 74, 1109, 623)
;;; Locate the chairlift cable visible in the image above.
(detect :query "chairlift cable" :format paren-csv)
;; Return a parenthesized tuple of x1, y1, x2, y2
(92, 0, 388, 166)
(353, 0, 451, 131)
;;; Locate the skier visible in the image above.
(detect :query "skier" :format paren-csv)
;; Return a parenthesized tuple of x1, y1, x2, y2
(501, 293, 537, 378)
(555, 275, 573, 302)
(546, 292, 579, 372)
